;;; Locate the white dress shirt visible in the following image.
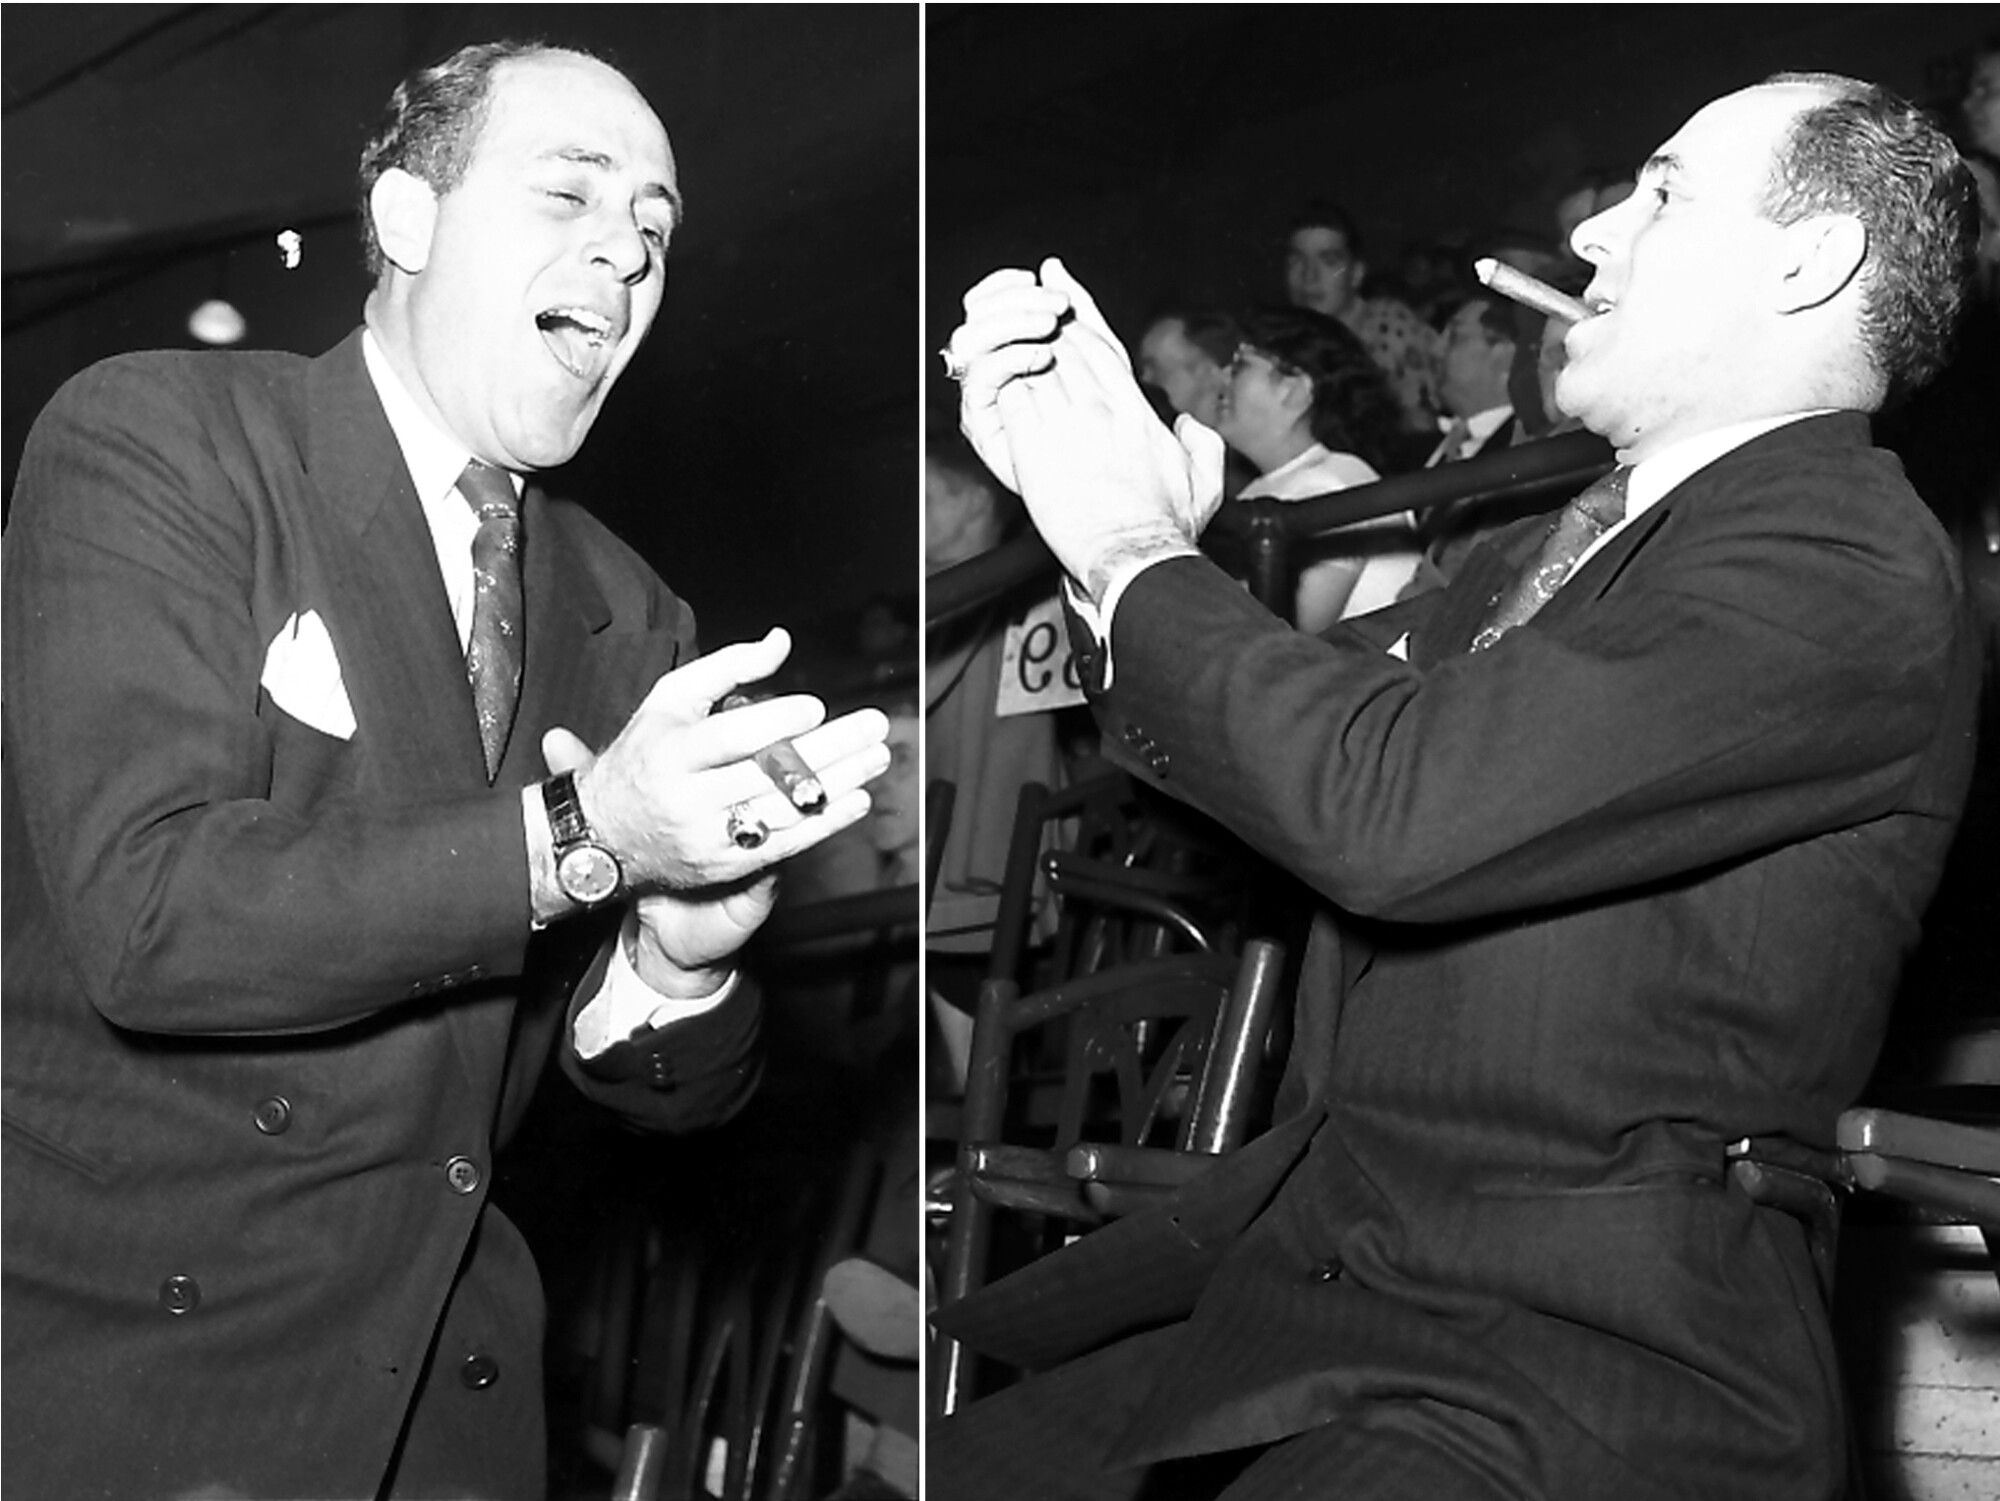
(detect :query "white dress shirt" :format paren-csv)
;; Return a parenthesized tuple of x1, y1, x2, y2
(360, 328, 727, 1054)
(1426, 403, 1514, 468)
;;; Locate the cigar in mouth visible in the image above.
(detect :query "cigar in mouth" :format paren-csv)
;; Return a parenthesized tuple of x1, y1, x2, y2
(720, 694, 828, 815)
(1474, 258, 1592, 325)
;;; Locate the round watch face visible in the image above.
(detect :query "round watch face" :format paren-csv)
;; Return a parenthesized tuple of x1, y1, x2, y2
(557, 843, 621, 905)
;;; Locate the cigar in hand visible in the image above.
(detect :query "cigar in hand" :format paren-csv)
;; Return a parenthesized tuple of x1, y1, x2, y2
(1474, 257, 1592, 325)
(720, 694, 828, 815)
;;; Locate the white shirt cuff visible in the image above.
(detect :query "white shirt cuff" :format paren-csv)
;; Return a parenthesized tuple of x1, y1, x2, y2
(522, 781, 565, 930)
(1064, 537, 1202, 692)
(572, 907, 736, 1059)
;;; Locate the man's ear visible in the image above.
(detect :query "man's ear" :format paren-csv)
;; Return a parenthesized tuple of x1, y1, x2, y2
(369, 168, 439, 275)
(1773, 213, 1867, 314)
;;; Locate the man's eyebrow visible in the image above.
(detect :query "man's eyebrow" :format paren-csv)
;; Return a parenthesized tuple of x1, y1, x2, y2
(637, 180, 683, 226)
(1638, 151, 1683, 181)
(540, 146, 684, 224)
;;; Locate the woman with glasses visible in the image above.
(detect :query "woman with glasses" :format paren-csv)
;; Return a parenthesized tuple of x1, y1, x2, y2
(1214, 305, 1424, 631)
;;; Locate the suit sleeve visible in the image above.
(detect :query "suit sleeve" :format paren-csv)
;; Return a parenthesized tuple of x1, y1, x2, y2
(1096, 450, 1968, 924)
(2, 361, 535, 1037)
(558, 938, 765, 1133)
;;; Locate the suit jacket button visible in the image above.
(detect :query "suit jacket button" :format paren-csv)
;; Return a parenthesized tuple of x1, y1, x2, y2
(444, 1156, 482, 1195)
(159, 1274, 201, 1314)
(252, 1096, 292, 1135)
(647, 1056, 675, 1091)
(1150, 750, 1170, 776)
(459, 1354, 500, 1390)
(1123, 723, 1144, 746)
(1310, 1260, 1342, 1284)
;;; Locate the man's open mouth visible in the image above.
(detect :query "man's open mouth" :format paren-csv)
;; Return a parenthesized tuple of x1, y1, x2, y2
(535, 306, 619, 380)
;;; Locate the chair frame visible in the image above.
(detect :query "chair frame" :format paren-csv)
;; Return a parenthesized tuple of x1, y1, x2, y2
(931, 939, 1286, 1417)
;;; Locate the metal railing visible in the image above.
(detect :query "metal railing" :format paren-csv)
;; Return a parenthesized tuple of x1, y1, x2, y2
(926, 429, 1614, 625)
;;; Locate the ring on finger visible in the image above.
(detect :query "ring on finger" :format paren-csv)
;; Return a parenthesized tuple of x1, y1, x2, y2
(725, 800, 770, 851)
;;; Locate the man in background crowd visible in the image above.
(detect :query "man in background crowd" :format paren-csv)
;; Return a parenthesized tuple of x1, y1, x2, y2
(1430, 293, 1518, 465)
(1282, 198, 1443, 433)
(1136, 304, 1240, 431)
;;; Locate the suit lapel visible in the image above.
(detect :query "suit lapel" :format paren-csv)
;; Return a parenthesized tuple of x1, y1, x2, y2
(496, 485, 614, 788)
(1412, 515, 1549, 666)
(1469, 413, 1517, 459)
(1529, 497, 1674, 630)
(300, 332, 510, 1093)
(1540, 412, 1868, 629)
(1420, 413, 1871, 661)
(303, 331, 490, 794)
(1412, 474, 1675, 663)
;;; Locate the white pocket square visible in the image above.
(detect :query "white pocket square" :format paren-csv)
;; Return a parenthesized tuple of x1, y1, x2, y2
(261, 609, 356, 740)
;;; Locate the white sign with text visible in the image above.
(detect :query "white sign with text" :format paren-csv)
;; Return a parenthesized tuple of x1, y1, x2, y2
(995, 592, 1087, 717)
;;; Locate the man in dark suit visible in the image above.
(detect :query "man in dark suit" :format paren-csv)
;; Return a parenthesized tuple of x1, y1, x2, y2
(1, 41, 889, 1501)
(1429, 293, 1519, 469)
(1414, 290, 1524, 584)
(933, 73, 1981, 1500)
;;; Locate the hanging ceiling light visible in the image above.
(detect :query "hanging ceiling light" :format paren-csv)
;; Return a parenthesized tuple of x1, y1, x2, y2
(188, 242, 246, 345)
(188, 297, 246, 345)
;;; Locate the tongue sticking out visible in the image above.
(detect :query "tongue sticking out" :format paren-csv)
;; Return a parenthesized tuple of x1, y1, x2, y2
(535, 311, 611, 381)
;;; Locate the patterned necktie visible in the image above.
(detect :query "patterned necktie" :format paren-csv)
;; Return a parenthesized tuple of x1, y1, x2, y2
(1469, 465, 1630, 652)
(457, 460, 524, 778)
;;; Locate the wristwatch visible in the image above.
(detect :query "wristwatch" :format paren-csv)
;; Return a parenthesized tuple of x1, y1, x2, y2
(542, 771, 623, 907)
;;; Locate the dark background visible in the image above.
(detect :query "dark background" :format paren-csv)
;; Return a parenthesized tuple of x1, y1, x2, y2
(925, 4, 1995, 432)
(3, 4, 918, 674)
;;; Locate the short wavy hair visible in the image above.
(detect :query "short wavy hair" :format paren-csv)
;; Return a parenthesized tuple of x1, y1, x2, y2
(1285, 199, 1366, 261)
(1759, 72, 1979, 407)
(1237, 306, 1404, 474)
(357, 39, 608, 278)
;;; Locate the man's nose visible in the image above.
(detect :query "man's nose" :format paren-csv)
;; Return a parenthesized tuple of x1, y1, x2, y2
(591, 215, 652, 284)
(1570, 205, 1616, 267)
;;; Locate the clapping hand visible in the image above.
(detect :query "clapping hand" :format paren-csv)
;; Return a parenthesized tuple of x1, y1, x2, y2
(544, 628, 891, 989)
(944, 257, 1227, 589)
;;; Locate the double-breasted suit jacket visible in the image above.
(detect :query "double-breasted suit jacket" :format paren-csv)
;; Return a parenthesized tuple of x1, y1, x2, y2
(937, 414, 1982, 1499)
(2, 330, 761, 1500)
